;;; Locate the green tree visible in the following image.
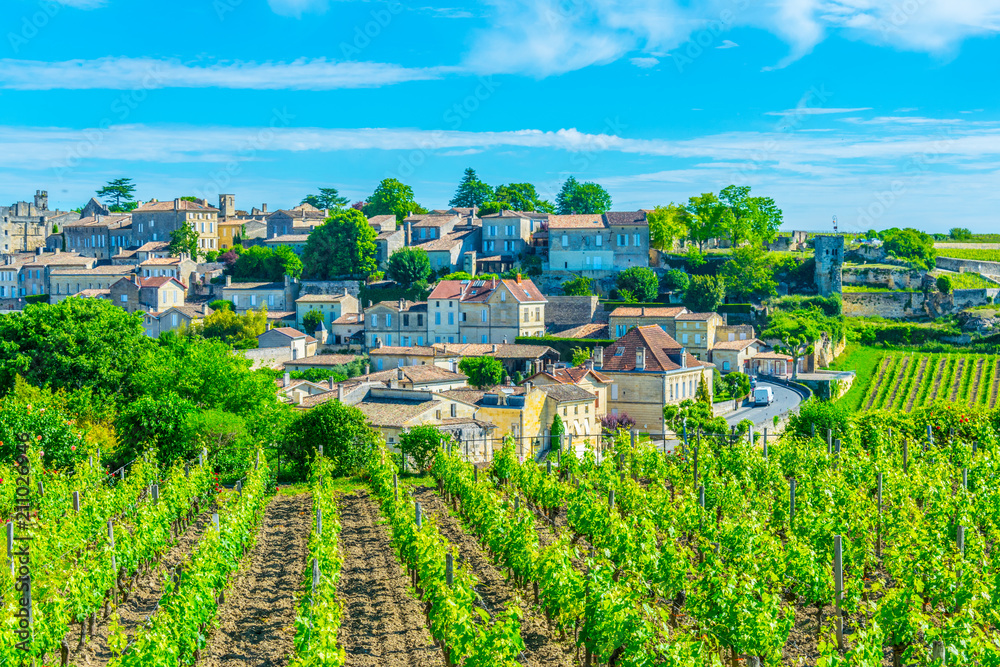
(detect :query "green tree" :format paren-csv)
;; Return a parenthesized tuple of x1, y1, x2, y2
(192, 307, 267, 348)
(661, 269, 690, 293)
(647, 203, 690, 252)
(386, 247, 432, 286)
(449, 168, 494, 208)
(616, 267, 659, 302)
(458, 356, 505, 388)
(721, 246, 777, 302)
(555, 176, 612, 214)
(936, 274, 953, 294)
(96, 178, 137, 212)
(663, 399, 729, 436)
(570, 346, 591, 367)
(718, 185, 783, 246)
(302, 187, 350, 210)
(949, 227, 972, 241)
(363, 178, 425, 221)
(549, 413, 565, 446)
(302, 309, 325, 332)
(0, 297, 152, 399)
(209, 299, 233, 312)
(562, 275, 593, 296)
(438, 271, 473, 281)
(115, 392, 198, 463)
(231, 245, 302, 282)
(398, 424, 449, 471)
(685, 192, 728, 251)
(285, 400, 379, 475)
(168, 223, 200, 258)
(684, 275, 725, 312)
(882, 227, 936, 271)
(723, 371, 751, 399)
(695, 376, 712, 404)
(303, 208, 378, 279)
(761, 309, 824, 379)
(493, 183, 554, 213)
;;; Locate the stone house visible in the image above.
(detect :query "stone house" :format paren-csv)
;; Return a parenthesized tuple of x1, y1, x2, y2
(347, 387, 487, 452)
(222, 275, 296, 312)
(375, 229, 404, 268)
(433, 342, 560, 379)
(480, 210, 542, 260)
(674, 312, 725, 362)
(139, 277, 187, 312)
(418, 228, 481, 273)
(710, 338, 764, 374)
(110, 276, 142, 312)
(350, 364, 469, 392)
(526, 364, 611, 422)
(1, 191, 80, 253)
(548, 214, 613, 272)
(365, 300, 429, 348)
(142, 304, 212, 338)
(604, 210, 651, 269)
(295, 291, 360, 331)
(258, 327, 318, 360)
(266, 204, 327, 239)
(131, 199, 220, 251)
(608, 306, 689, 339)
(367, 214, 397, 233)
(427, 276, 547, 345)
(138, 256, 196, 288)
(263, 235, 309, 255)
(113, 241, 172, 265)
(595, 325, 715, 433)
(7, 250, 94, 298)
(62, 214, 132, 260)
(283, 353, 363, 374)
(50, 265, 136, 302)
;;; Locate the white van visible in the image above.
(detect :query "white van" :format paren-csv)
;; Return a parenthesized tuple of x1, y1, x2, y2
(753, 387, 774, 406)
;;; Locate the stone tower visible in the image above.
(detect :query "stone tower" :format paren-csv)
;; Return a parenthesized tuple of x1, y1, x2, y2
(219, 194, 236, 219)
(34, 190, 48, 211)
(814, 235, 844, 297)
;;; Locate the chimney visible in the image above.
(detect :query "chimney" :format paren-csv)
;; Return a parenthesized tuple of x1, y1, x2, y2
(451, 360, 458, 373)
(516, 273, 522, 284)
(397, 367, 405, 380)
(174, 198, 180, 211)
(262, 203, 268, 213)
(505, 376, 512, 386)
(545, 363, 554, 374)
(524, 381, 532, 392)
(680, 347, 687, 368)
(337, 384, 344, 402)
(492, 343, 498, 353)
(398, 298, 405, 310)
(636, 347, 646, 371)
(375, 337, 383, 349)
(641, 306, 645, 316)
(364, 363, 371, 375)
(329, 376, 336, 389)
(404, 221, 412, 246)
(283, 372, 290, 387)
(36, 247, 42, 255)
(225, 275, 231, 286)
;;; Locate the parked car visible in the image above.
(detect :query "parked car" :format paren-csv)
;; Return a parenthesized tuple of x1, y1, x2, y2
(753, 386, 773, 406)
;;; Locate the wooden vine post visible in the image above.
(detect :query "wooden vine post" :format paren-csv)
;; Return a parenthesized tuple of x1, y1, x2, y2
(72, 491, 80, 513)
(788, 478, 795, 528)
(834, 535, 844, 652)
(876, 473, 883, 558)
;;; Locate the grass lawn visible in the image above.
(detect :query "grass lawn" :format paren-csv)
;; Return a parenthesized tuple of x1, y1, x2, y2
(826, 343, 886, 412)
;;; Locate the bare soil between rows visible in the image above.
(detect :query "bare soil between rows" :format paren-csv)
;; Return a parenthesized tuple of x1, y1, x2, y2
(200, 492, 312, 667)
(337, 489, 443, 667)
(68, 510, 214, 667)
(412, 485, 578, 667)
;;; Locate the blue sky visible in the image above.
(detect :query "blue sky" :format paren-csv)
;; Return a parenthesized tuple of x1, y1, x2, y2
(1, 0, 999, 233)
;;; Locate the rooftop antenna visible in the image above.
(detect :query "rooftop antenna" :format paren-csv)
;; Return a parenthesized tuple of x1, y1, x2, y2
(832, 215, 838, 234)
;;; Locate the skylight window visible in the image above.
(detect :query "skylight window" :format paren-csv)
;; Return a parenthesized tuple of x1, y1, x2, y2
(614, 347, 625, 356)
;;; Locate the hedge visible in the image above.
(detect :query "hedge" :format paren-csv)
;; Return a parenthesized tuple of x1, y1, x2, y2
(602, 300, 672, 311)
(717, 303, 753, 314)
(515, 336, 615, 362)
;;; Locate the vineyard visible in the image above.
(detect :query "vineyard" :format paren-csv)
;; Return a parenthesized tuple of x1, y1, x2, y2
(860, 352, 1000, 413)
(3, 409, 1000, 666)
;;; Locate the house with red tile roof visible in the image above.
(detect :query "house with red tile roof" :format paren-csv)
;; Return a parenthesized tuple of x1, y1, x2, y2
(426, 275, 547, 345)
(595, 325, 715, 434)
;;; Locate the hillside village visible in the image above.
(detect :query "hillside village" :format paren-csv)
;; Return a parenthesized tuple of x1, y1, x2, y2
(3, 177, 999, 459)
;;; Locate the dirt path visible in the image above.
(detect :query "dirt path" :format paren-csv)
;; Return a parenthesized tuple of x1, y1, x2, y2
(200, 493, 311, 667)
(412, 486, 577, 667)
(336, 489, 443, 667)
(864, 357, 892, 410)
(883, 357, 910, 410)
(992, 359, 1000, 408)
(905, 357, 929, 411)
(949, 358, 967, 402)
(68, 510, 214, 667)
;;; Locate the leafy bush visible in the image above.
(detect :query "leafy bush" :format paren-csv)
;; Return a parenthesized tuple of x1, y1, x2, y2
(660, 269, 690, 293)
(458, 356, 505, 388)
(615, 267, 659, 302)
(600, 412, 637, 434)
(284, 401, 379, 476)
(562, 275, 593, 296)
(398, 425, 449, 471)
(936, 274, 953, 294)
(684, 275, 725, 312)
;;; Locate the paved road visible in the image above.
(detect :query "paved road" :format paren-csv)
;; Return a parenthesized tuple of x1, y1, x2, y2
(652, 380, 803, 454)
(723, 380, 803, 430)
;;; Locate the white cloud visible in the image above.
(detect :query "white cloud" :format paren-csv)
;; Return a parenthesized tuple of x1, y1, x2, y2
(765, 107, 873, 116)
(630, 57, 660, 68)
(267, 0, 329, 17)
(716, 39, 739, 49)
(0, 57, 455, 90)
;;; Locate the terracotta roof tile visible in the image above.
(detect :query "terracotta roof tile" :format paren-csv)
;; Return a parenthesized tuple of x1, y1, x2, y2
(547, 214, 606, 229)
(609, 306, 687, 318)
(598, 325, 701, 373)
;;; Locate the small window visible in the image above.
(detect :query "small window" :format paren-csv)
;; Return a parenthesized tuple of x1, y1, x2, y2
(614, 346, 625, 356)
(450, 403, 457, 417)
